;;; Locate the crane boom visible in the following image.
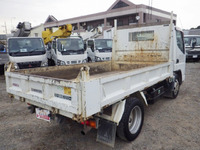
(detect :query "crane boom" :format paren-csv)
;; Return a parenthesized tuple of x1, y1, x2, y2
(42, 24, 72, 45)
(13, 22, 31, 37)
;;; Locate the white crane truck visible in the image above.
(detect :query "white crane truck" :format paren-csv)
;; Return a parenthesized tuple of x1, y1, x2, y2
(7, 22, 48, 70)
(5, 20, 185, 147)
(43, 24, 87, 66)
(86, 38, 112, 62)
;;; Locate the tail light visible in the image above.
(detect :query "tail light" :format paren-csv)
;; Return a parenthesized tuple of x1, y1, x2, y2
(81, 120, 96, 128)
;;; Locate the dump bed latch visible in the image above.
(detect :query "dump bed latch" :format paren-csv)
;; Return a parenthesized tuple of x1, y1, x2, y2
(77, 65, 90, 81)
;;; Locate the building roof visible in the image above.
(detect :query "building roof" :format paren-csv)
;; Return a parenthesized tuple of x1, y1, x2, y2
(44, 15, 58, 24)
(43, 0, 176, 28)
(107, 0, 135, 11)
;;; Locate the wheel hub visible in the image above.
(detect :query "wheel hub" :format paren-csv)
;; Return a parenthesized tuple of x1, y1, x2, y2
(128, 106, 142, 134)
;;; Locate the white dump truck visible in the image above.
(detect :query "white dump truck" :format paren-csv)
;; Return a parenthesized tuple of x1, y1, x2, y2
(5, 20, 185, 147)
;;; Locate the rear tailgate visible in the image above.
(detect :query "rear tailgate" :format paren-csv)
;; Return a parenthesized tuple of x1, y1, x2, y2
(5, 71, 80, 119)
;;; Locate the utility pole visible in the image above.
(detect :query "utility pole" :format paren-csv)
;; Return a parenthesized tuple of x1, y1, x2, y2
(1, 22, 8, 34)
(3, 22, 7, 34)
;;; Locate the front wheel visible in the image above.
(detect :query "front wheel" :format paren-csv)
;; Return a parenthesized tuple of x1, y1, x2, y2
(87, 57, 92, 63)
(171, 74, 180, 99)
(117, 97, 144, 141)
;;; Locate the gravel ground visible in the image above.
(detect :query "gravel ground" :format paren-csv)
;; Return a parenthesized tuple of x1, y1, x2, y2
(0, 63, 200, 150)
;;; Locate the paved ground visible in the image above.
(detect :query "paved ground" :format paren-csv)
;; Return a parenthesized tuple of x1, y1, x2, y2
(0, 63, 200, 150)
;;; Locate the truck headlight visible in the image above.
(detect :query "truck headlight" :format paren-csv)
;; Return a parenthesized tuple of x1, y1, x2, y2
(57, 59, 66, 66)
(41, 61, 48, 67)
(14, 63, 19, 69)
(95, 56, 101, 62)
(82, 59, 87, 63)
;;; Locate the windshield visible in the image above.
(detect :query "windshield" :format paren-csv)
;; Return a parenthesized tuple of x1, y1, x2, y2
(8, 38, 45, 56)
(184, 37, 200, 48)
(95, 39, 112, 50)
(57, 38, 84, 52)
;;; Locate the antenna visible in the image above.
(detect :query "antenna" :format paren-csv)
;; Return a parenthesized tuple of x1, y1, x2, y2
(148, 0, 153, 20)
(148, 0, 150, 20)
(151, 0, 153, 20)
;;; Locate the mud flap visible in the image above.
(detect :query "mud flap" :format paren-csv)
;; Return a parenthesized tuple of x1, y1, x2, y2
(96, 119, 117, 147)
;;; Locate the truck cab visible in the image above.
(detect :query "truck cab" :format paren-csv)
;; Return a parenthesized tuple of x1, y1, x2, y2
(184, 35, 200, 61)
(47, 36, 87, 65)
(7, 37, 48, 69)
(86, 39, 112, 62)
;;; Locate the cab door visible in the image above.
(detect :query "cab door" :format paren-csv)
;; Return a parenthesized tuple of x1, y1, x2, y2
(51, 41, 57, 63)
(87, 40, 95, 61)
(174, 29, 186, 81)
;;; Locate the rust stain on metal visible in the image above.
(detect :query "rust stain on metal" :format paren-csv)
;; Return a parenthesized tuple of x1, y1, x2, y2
(12, 33, 169, 81)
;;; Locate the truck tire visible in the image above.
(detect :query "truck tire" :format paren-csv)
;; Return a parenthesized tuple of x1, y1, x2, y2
(117, 97, 144, 141)
(87, 57, 92, 63)
(48, 59, 55, 66)
(0, 65, 4, 75)
(28, 105, 36, 114)
(171, 74, 180, 99)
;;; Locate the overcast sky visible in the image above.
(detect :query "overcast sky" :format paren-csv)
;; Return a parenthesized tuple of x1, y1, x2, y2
(0, 0, 199, 34)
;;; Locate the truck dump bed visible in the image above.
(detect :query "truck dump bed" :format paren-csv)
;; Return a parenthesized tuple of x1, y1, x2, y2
(20, 61, 160, 80)
(6, 23, 173, 121)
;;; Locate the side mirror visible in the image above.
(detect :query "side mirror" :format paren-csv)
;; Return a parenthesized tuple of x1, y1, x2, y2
(91, 45, 94, 52)
(84, 43, 87, 50)
(192, 41, 196, 49)
(47, 43, 51, 50)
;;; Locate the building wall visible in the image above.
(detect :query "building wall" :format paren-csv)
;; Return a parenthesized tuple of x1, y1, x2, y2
(183, 29, 200, 35)
(29, 24, 44, 37)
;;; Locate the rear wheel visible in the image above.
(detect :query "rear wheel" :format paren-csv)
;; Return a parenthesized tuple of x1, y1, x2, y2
(28, 105, 36, 114)
(117, 97, 144, 141)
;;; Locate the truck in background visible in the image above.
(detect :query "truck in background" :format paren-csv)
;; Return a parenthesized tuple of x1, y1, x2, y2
(42, 24, 87, 66)
(81, 26, 113, 62)
(86, 38, 112, 62)
(7, 22, 48, 69)
(7, 37, 47, 69)
(13, 22, 31, 37)
(48, 37, 87, 65)
(0, 42, 9, 74)
(5, 19, 185, 147)
(184, 35, 200, 61)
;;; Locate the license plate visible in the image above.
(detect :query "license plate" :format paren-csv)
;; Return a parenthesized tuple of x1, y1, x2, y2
(36, 108, 50, 122)
(193, 55, 198, 58)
